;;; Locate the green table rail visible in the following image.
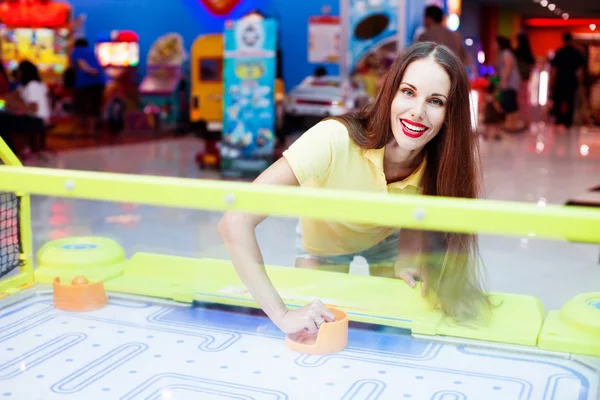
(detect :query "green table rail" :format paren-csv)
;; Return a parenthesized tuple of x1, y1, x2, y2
(0, 165, 598, 244)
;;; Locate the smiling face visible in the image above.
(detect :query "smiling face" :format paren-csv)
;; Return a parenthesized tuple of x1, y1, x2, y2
(389, 56, 451, 152)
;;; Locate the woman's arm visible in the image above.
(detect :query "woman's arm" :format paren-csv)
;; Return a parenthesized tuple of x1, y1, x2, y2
(218, 157, 335, 333)
(218, 158, 299, 323)
(395, 228, 427, 295)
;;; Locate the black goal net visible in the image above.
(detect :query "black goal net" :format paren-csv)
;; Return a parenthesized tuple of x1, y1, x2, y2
(0, 159, 23, 279)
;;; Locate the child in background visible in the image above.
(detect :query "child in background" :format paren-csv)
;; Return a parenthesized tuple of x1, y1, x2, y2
(0, 61, 50, 157)
(483, 76, 504, 140)
(355, 54, 382, 99)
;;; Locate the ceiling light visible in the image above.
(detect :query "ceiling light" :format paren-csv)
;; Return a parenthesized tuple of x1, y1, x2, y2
(548, 3, 555, 11)
(591, 24, 597, 31)
(554, 8, 561, 14)
(465, 38, 473, 46)
(477, 50, 485, 64)
(446, 14, 460, 31)
(562, 13, 569, 19)
(540, 0, 548, 6)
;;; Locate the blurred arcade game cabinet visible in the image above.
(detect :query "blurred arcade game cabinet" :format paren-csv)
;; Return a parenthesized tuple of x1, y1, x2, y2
(95, 30, 140, 135)
(0, 0, 71, 84)
(138, 33, 188, 134)
(190, 34, 285, 168)
(0, 0, 75, 133)
(189, 32, 224, 150)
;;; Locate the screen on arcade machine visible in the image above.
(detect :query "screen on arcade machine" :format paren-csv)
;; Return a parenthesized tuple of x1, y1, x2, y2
(96, 41, 140, 69)
(0, 26, 69, 77)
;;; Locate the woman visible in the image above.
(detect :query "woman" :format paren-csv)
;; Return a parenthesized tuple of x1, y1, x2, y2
(514, 33, 535, 82)
(495, 36, 523, 132)
(514, 33, 535, 125)
(0, 61, 50, 156)
(16, 61, 51, 125)
(218, 42, 490, 335)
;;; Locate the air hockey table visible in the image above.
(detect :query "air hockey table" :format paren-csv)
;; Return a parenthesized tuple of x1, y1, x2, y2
(1, 237, 599, 400)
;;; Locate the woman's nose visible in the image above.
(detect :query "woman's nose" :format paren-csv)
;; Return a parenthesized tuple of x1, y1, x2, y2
(410, 100, 426, 119)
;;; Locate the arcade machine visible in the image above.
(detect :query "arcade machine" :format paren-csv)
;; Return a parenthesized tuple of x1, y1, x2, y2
(95, 30, 140, 133)
(191, 11, 285, 170)
(138, 33, 187, 133)
(0, 0, 74, 134)
(190, 33, 224, 168)
(341, 0, 407, 98)
(0, 0, 72, 85)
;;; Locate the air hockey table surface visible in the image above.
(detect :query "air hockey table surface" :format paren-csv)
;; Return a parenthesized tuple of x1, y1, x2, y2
(0, 290, 598, 400)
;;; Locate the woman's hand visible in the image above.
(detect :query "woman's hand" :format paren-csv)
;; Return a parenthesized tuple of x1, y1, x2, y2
(218, 157, 309, 335)
(395, 228, 426, 295)
(275, 299, 336, 334)
(394, 262, 427, 296)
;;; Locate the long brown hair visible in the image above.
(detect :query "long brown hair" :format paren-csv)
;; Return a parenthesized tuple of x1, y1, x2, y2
(330, 41, 491, 323)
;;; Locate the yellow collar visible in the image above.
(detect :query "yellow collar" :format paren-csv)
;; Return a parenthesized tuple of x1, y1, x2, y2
(364, 148, 425, 189)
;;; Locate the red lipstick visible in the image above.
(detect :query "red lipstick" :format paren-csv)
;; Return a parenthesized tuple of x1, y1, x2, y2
(400, 119, 429, 138)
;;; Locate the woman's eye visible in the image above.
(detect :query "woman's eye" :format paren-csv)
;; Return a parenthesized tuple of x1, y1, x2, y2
(430, 98, 443, 106)
(402, 88, 414, 96)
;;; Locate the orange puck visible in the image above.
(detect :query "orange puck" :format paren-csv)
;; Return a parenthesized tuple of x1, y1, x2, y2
(285, 307, 348, 354)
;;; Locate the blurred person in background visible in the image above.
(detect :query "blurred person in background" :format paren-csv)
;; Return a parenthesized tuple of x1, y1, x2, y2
(71, 38, 106, 137)
(483, 76, 504, 141)
(0, 61, 50, 157)
(514, 33, 535, 81)
(495, 36, 523, 132)
(416, 5, 469, 66)
(0, 62, 10, 95)
(0, 60, 15, 152)
(514, 32, 535, 125)
(550, 32, 585, 130)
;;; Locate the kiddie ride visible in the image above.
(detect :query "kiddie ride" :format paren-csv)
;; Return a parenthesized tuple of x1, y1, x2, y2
(191, 14, 285, 172)
(190, 32, 284, 171)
